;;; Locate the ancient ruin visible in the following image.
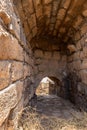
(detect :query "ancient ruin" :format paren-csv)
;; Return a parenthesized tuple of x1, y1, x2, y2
(0, 0, 87, 129)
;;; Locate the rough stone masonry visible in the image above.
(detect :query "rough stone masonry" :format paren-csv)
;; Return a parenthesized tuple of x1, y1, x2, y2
(0, 0, 87, 129)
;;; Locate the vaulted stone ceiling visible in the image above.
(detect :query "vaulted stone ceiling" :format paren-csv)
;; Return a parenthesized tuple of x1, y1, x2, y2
(14, 0, 87, 50)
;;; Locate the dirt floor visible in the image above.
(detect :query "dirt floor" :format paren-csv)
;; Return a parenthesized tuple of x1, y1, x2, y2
(17, 95, 87, 130)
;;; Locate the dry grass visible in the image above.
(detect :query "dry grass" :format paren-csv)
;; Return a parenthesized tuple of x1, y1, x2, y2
(16, 106, 87, 130)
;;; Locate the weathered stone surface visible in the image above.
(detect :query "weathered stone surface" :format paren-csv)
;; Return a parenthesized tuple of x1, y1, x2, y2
(0, 61, 11, 90)
(0, 25, 24, 61)
(79, 70, 87, 85)
(24, 64, 31, 78)
(82, 10, 87, 17)
(0, 81, 23, 126)
(34, 50, 43, 58)
(0, 11, 11, 25)
(53, 51, 61, 60)
(67, 44, 76, 53)
(81, 60, 87, 70)
(11, 62, 24, 82)
(44, 51, 52, 59)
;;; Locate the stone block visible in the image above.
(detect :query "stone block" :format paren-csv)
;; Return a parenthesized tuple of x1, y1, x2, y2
(34, 58, 42, 65)
(79, 70, 87, 85)
(32, 27, 37, 37)
(82, 10, 87, 17)
(0, 61, 11, 90)
(11, 62, 24, 82)
(67, 44, 76, 53)
(72, 52, 80, 60)
(57, 9, 65, 20)
(53, 51, 60, 60)
(0, 10, 11, 25)
(23, 21, 30, 37)
(28, 13, 36, 29)
(44, 0, 52, 4)
(80, 23, 87, 36)
(44, 51, 52, 59)
(67, 55, 73, 62)
(77, 82, 85, 94)
(0, 81, 23, 126)
(0, 26, 24, 61)
(76, 41, 82, 50)
(73, 15, 83, 29)
(83, 46, 87, 58)
(24, 64, 31, 78)
(72, 60, 81, 71)
(24, 52, 30, 64)
(34, 50, 43, 58)
(81, 60, 87, 70)
(63, 0, 71, 9)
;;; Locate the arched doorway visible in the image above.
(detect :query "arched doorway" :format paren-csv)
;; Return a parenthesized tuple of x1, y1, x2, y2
(36, 76, 62, 97)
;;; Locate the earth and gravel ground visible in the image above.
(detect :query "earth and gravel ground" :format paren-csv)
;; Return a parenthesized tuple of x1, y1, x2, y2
(17, 95, 87, 130)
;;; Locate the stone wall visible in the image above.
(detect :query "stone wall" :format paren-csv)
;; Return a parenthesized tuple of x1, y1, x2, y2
(0, 0, 34, 129)
(33, 49, 67, 90)
(67, 30, 87, 110)
(0, 0, 87, 129)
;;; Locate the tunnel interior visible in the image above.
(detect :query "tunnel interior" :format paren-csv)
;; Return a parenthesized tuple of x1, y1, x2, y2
(13, 0, 87, 110)
(1, 1, 87, 129)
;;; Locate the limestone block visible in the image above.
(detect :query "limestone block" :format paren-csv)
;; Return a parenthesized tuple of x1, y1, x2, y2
(67, 55, 73, 62)
(79, 70, 87, 85)
(81, 59, 87, 70)
(44, 5, 51, 18)
(28, 13, 36, 29)
(67, 44, 76, 53)
(44, 0, 52, 4)
(72, 60, 81, 71)
(73, 15, 83, 29)
(0, 10, 11, 25)
(38, 64, 46, 72)
(63, 0, 71, 9)
(77, 83, 85, 94)
(76, 41, 82, 50)
(0, 81, 23, 126)
(0, 25, 24, 61)
(44, 51, 52, 59)
(34, 58, 42, 65)
(23, 21, 29, 37)
(11, 62, 24, 82)
(57, 9, 65, 20)
(9, 15, 21, 40)
(36, 7, 43, 18)
(33, 0, 42, 8)
(80, 51, 84, 59)
(22, 0, 34, 14)
(61, 55, 67, 62)
(32, 27, 37, 37)
(24, 52, 30, 64)
(24, 64, 31, 78)
(82, 10, 87, 17)
(0, 61, 11, 90)
(34, 50, 43, 58)
(53, 51, 60, 60)
(72, 52, 80, 60)
(80, 23, 87, 36)
(83, 46, 87, 58)
(74, 31, 81, 41)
